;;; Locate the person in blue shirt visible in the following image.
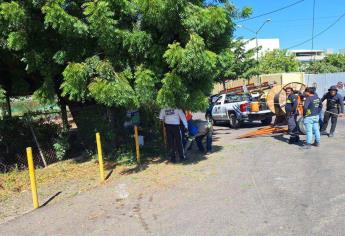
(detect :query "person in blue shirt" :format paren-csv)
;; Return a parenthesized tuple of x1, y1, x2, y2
(284, 87, 300, 144)
(185, 118, 213, 154)
(303, 87, 322, 149)
(320, 86, 344, 137)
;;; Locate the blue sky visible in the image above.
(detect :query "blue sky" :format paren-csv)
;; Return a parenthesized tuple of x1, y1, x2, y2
(231, 0, 345, 51)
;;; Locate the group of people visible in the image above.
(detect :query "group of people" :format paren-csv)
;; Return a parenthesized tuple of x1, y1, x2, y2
(158, 85, 344, 161)
(285, 85, 344, 149)
(159, 108, 212, 163)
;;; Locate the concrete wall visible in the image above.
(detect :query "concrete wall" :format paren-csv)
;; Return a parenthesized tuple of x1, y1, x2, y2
(213, 72, 345, 97)
(212, 72, 304, 94)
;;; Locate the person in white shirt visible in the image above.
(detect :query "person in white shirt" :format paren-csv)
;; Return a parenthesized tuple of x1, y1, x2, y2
(159, 108, 188, 162)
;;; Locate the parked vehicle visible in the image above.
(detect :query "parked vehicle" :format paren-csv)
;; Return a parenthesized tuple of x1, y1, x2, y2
(210, 93, 274, 128)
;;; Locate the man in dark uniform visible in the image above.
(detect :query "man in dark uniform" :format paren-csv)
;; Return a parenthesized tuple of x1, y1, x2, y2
(320, 86, 344, 137)
(159, 108, 188, 162)
(285, 87, 300, 144)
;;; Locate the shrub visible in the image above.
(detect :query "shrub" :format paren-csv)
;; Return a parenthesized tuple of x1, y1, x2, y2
(53, 132, 70, 161)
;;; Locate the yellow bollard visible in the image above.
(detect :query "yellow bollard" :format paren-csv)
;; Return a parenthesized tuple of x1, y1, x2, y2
(134, 125, 141, 164)
(26, 147, 39, 209)
(96, 132, 105, 182)
(162, 123, 167, 147)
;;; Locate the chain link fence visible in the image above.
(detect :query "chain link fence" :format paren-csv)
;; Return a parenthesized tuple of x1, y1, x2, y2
(0, 111, 67, 172)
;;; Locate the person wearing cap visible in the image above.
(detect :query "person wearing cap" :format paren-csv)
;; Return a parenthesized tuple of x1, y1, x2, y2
(303, 87, 322, 149)
(320, 85, 344, 137)
(284, 87, 300, 144)
(159, 108, 188, 162)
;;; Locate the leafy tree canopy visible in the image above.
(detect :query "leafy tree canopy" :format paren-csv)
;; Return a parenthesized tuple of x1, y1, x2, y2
(0, 0, 251, 111)
(303, 54, 345, 74)
(216, 39, 257, 88)
(258, 49, 300, 74)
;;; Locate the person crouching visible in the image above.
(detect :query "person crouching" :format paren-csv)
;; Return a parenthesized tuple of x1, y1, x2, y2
(185, 117, 213, 154)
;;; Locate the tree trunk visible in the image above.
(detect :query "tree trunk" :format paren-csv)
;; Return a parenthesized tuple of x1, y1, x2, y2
(58, 98, 69, 131)
(222, 79, 226, 91)
(5, 94, 11, 118)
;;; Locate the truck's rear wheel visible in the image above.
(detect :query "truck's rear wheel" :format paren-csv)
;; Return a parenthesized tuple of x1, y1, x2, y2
(261, 117, 273, 125)
(229, 113, 240, 129)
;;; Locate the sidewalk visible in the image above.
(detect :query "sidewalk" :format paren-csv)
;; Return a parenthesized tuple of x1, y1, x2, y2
(1, 122, 345, 235)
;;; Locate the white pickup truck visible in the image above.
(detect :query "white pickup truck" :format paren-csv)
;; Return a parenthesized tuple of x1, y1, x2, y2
(211, 93, 274, 128)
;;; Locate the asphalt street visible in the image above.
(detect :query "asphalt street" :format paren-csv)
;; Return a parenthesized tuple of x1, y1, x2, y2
(1, 118, 345, 236)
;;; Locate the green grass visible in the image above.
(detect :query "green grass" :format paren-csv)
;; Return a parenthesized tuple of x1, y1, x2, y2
(1, 97, 60, 117)
(11, 99, 60, 116)
(0, 160, 100, 202)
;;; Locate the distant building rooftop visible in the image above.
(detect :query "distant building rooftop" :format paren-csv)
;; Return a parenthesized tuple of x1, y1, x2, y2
(288, 49, 326, 63)
(242, 38, 280, 59)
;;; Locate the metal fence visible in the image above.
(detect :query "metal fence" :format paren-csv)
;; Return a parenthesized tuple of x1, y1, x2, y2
(305, 72, 345, 97)
(0, 111, 66, 172)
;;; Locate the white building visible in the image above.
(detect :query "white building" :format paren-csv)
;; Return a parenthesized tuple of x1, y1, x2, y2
(288, 49, 326, 63)
(242, 38, 280, 58)
(339, 48, 345, 54)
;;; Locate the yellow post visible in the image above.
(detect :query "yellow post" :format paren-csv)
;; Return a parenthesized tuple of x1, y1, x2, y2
(26, 147, 39, 209)
(96, 132, 105, 182)
(162, 123, 167, 147)
(134, 125, 140, 164)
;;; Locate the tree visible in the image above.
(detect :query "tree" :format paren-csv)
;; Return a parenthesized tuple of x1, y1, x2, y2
(258, 49, 300, 74)
(303, 54, 345, 73)
(0, 0, 251, 149)
(0, 1, 250, 111)
(216, 39, 257, 89)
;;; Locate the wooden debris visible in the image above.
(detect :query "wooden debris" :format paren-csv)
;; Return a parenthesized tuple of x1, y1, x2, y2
(237, 126, 288, 139)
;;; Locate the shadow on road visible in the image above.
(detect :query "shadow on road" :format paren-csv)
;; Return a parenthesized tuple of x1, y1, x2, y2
(272, 134, 305, 147)
(214, 121, 268, 130)
(105, 169, 114, 180)
(182, 145, 223, 165)
(41, 191, 62, 207)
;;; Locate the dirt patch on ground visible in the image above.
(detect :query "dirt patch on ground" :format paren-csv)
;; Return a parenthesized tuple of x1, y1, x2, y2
(0, 158, 141, 223)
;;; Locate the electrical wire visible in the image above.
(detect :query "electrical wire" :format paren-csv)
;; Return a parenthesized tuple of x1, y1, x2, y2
(286, 11, 345, 49)
(237, 0, 306, 23)
(272, 15, 339, 23)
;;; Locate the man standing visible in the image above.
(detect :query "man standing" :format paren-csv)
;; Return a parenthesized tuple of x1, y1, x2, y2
(303, 87, 322, 149)
(284, 87, 299, 144)
(159, 108, 188, 162)
(320, 86, 344, 137)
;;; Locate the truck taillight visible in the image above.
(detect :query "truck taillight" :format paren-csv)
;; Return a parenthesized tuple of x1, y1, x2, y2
(240, 103, 248, 112)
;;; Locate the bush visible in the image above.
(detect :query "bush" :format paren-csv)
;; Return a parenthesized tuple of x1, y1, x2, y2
(53, 132, 70, 161)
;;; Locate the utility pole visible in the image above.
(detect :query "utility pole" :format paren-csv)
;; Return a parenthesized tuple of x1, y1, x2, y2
(237, 19, 271, 61)
(237, 19, 271, 85)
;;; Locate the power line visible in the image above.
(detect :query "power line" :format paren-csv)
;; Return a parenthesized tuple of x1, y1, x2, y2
(271, 15, 338, 23)
(286, 11, 345, 49)
(237, 0, 306, 23)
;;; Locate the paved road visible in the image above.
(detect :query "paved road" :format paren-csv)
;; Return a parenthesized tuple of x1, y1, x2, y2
(1, 119, 345, 236)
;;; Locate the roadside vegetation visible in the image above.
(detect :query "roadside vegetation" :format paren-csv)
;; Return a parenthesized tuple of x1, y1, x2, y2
(0, 0, 254, 172)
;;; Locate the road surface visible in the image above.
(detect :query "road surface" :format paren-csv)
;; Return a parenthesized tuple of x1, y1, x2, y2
(1, 119, 345, 236)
